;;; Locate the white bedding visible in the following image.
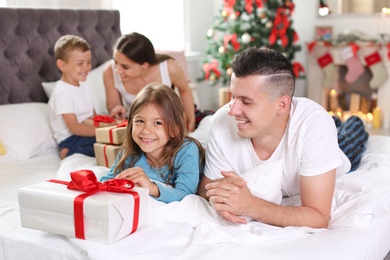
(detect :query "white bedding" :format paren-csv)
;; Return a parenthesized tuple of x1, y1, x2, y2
(1, 104, 390, 260)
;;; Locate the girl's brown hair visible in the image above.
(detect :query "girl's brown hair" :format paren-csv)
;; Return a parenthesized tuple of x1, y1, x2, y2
(113, 82, 205, 184)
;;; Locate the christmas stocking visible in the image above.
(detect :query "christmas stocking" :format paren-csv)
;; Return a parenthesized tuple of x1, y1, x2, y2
(340, 46, 365, 84)
(364, 51, 389, 89)
(317, 52, 338, 88)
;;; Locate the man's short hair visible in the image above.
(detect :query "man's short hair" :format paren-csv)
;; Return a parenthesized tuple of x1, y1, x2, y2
(231, 47, 295, 97)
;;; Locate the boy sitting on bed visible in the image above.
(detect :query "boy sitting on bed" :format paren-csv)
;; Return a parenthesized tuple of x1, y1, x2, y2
(48, 35, 97, 159)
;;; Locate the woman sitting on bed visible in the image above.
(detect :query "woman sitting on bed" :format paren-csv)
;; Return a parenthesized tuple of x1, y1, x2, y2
(100, 83, 205, 203)
(103, 32, 196, 132)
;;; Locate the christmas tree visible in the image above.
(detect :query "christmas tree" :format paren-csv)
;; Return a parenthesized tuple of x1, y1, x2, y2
(201, 0, 304, 86)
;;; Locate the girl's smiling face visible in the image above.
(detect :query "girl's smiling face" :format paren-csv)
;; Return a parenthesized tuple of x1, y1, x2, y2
(131, 103, 170, 164)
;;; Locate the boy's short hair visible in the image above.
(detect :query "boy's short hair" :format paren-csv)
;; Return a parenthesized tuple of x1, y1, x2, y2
(54, 35, 91, 61)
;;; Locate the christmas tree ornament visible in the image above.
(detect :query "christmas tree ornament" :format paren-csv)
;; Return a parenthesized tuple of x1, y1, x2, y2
(230, 12, 237, 20)
(364, 51, 389, 89)
(240, 12, 250, 21)
(226, 68, 233, 76)
(266, 21, 273, 28)
(222, 10, 228, 17)
(218, 46, 226, 53)
(207, 29, 214, 38)
(317, 52, 338, 88)
(258, 11, 267, 19)
(241, 33, 252, 44)
(340, 45, 365, 84)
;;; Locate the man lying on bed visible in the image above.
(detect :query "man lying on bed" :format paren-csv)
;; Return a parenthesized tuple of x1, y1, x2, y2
(198, 47, 368, 229)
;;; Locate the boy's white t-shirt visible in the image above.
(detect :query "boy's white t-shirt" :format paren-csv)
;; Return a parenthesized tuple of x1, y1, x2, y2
(204, 97, 351, 197)
(48, 80, 94, 144)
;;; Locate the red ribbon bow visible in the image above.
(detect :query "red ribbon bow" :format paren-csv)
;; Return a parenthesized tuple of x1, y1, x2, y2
(269, 7, 290, 47)
(224, 33, 241, 52)
(49, 170, 140, 240)
(292, 62, 305, 78)
(93, 115, 116, 127)
(245, 0, 263, 14)
(223, 0, 236, 16)
(203, 60, 221, 80)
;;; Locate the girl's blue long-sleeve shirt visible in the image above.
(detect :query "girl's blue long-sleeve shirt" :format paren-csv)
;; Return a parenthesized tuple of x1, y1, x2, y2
(100, 140, 201, 203)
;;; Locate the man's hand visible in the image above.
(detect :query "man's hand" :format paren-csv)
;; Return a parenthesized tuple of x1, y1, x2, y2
(205, 171, 254, 224)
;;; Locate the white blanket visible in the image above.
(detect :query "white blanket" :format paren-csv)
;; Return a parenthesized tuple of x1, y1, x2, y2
(2, 133, 390, 260)
(48, 135, 390, 260)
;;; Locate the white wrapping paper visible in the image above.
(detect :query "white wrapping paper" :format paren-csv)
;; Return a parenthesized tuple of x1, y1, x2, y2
(18, 181, 149, 244)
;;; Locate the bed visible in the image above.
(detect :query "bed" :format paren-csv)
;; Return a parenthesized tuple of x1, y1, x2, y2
(1, 7, 390, 260)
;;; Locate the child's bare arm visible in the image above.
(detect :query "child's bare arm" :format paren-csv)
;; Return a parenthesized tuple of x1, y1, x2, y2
(62, 113, 96, 136)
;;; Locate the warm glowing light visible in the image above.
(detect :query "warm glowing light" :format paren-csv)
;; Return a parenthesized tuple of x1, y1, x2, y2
(367, 113, 373, 120)
(382, 7, 390, 15)
(319, 6, 330, 16)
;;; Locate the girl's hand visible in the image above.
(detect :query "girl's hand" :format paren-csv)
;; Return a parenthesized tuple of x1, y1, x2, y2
(115, 167, 160, 197)
(110, 105, 127, 120)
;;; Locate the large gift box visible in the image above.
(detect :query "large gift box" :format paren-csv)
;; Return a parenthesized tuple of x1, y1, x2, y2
(94, 143, 121, 168)
(18, 170, 149, 244)
(96, 122, 127, 145)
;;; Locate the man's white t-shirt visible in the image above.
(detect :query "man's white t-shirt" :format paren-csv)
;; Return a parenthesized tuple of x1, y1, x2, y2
(48, 80, 94, 144)
(204, 97, 351, 197)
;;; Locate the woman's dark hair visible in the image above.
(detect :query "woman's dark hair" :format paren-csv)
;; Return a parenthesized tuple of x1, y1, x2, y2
(114, 32, 172, 65)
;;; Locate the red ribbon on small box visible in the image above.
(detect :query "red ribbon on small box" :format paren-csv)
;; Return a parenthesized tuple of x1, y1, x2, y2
(108, 120, 127, 144)
(103, 145, 109, 167)
(49, 170, 140, 240)
(93, 115, 116, 127)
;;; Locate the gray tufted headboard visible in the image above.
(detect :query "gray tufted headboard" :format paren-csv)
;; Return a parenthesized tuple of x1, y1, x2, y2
(0, 8, 121, 104)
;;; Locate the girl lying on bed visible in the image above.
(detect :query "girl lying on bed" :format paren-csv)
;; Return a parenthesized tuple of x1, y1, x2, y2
(100, 82, 205, 203)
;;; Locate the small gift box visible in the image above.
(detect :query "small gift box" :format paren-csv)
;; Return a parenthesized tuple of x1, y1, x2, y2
(83, 115, 120, 127)
(96, 121, 127, 145)
(18, 170, 149, 244)
(94, 143, 121, 168)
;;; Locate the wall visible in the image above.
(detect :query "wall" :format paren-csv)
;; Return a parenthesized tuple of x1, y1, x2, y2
(4, 0, 388, 110)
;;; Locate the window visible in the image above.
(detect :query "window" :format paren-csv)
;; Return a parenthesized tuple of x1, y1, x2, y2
(112, 0, 184, 50)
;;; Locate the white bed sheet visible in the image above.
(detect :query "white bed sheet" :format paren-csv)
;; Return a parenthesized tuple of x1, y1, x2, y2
(1, 136, 390, 260)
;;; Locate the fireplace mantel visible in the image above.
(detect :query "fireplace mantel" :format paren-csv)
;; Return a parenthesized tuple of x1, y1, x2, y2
(307, 42, 390, 129)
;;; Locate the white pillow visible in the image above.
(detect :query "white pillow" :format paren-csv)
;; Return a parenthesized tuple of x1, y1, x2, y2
(240, 159, 284, 205)
(42, 60, 110, 115)
(0, 103, 57, 161)
(42, 81, 56, 98)
(238, 160, 284, 222)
